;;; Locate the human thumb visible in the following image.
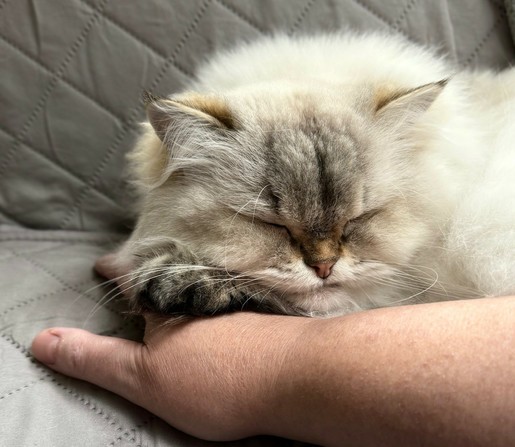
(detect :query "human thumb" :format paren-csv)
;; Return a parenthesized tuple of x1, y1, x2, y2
(31, 328, 145, 401)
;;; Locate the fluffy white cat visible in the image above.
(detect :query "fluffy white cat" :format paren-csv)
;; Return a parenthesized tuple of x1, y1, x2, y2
(97, 33, 515, 317)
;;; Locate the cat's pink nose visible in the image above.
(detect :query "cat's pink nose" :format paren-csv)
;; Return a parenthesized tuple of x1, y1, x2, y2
(310, 261, 336, 279)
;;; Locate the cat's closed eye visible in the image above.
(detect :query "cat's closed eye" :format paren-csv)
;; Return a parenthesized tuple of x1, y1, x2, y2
(341, 219, 356, 240)
(342, 209, 381, 240)
(263, 220, 291, 236)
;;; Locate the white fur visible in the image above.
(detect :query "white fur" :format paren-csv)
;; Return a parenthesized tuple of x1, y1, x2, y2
(193, 33, 515, 299)
(121, 33, 515, 316)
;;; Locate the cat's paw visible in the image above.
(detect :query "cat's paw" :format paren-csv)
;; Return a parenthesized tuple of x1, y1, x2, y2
(131, 257, 245, 316)
(126, 241, 302, 317)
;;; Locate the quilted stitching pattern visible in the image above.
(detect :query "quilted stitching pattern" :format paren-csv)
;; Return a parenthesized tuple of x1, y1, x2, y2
(1, 0, 514, 231)
(1, 1, 514, 446)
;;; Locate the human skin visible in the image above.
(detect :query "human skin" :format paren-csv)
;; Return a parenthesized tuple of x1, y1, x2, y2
(32, 296, 515, 446)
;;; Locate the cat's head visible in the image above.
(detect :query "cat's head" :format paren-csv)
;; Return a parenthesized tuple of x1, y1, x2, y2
(123, 80, 447, 316)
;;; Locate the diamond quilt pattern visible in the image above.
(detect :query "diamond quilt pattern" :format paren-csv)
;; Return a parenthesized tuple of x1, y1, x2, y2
(1, 0, 514, 445)
(1, 0, 514, 231)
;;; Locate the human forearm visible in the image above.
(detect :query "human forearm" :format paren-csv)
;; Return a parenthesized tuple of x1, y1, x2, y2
(31, 297, 515, 445)
(266, 296, 515, 446)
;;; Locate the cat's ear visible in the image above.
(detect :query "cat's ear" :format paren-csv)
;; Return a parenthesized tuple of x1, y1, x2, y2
(374, 79, 448, 131)
(144, 92, 235, 142)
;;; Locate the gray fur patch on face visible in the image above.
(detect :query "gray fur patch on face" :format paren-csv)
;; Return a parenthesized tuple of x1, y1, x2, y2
(261, 109, 366, 234)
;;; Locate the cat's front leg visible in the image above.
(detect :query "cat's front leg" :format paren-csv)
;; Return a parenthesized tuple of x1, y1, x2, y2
(129, 241, 251, 316)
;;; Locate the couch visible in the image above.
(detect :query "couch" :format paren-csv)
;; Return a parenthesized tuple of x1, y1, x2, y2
(1, 0, 514, 445)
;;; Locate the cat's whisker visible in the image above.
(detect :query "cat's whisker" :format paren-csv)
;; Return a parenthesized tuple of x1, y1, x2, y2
(385, 271, 440, 305)
(251, 277, 288, 307)
(277, 279, 298, 301)
(206, 276, 265, 307)
(82, 269, 172, 328)
(175, 273, 243, 296)
(361, 279, 423, 304)
(381, 262, 442, 285)
(274, 280, 317, 316)
(82, 290, 132, 329)
(81, 265, 211, 328)
(365, 276, 435, 295)
(369, 266, 438, 287)
(251, 184, 271, 226)
(67, 276, 121, 315)
(362, 262, 482, 303)
(355, 260, 445, 299)
(374, 273, 436, 291)
(383, 261, 484, 296)
(174, 269, 255, 292)
(356, 283, 380, 308)
(69, 265, 157, 314)
(354, 259, 471, 304)
(112, 268, 186, 301)
(79, 271, 153, 329)
(217, 277, 261, 294)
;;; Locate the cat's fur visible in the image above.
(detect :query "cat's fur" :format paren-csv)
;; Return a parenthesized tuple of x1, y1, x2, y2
(103, 33, 515, 317)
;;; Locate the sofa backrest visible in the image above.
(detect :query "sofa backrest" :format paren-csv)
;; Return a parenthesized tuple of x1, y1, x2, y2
(1, 0, 514, 232)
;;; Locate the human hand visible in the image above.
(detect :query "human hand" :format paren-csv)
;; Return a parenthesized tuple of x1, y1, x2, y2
(31, 312, 310, 441)
(32, 296, 515, 447)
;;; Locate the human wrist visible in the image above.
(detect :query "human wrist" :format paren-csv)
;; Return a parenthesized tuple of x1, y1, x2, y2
(256, 315, 338, 443)
(236, 314, 315, 438)
(262, 298, 515, 447)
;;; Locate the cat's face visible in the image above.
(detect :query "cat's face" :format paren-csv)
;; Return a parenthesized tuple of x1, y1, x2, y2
(125, 81, 445, 316)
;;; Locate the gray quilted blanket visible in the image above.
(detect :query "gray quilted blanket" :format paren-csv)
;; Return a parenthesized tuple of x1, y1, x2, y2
(1, 1, 514, 445)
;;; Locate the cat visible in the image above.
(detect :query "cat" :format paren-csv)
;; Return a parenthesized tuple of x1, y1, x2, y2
(95, 32, 515, 318)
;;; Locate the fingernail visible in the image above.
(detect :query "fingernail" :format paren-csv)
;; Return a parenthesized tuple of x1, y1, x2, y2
(35, 330, 62, 365)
